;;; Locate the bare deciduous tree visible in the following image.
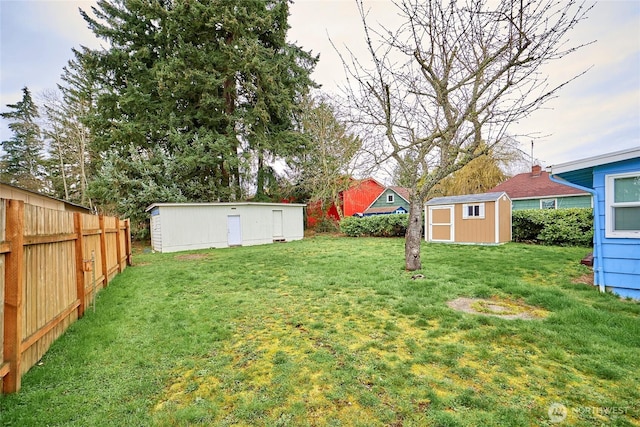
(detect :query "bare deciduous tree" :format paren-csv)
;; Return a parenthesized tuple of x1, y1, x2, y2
(340, 0, 593, 270)
(287, 94, 364, 219)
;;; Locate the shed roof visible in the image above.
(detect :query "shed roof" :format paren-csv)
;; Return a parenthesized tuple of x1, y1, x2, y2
(145, 202, 306, 212)
(489, 168, 588, 199)
(425, 192, 508, 206)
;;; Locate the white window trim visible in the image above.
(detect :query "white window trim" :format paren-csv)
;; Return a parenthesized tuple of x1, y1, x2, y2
(540, 198, 557, 209)
(387, 194, 395, 203)
(605, 171, 640, 238)
(462, 203, 485, 219)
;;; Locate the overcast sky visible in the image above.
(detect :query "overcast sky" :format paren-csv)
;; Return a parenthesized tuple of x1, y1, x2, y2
(1, 0, 638, 171)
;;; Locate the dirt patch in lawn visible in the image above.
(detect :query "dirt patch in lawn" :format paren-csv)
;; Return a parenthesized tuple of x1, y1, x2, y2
(572, 273, 594, 286)
(447, 296, 549, 320)
(174, 253, 209, 261)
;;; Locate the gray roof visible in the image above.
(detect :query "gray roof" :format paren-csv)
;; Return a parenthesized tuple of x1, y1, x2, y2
(425, 192, 508, 206)
(364, 205, 406, 214)
(145, 202, 306, 212)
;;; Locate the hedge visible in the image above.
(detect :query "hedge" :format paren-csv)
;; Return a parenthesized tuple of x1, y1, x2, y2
(340, 208, 593, 246)
(340, 214, 409, 237)
(512, 208, 593, 246)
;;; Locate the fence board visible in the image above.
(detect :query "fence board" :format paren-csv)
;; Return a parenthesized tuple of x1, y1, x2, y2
(19, 205, 77, 376)
(1, 199, 131, 393)
(0, 200, 4, 392)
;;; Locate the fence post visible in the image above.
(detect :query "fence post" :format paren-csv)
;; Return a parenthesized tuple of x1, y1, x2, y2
(115, 219, 122, 273)
(99, 215, 108, 287)
(125, 219, 132, 266)
(3, 199, 24, 393)
(74, 213, 86, 317)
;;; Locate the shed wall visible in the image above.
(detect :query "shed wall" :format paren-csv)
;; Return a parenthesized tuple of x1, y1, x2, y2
(498, 196, 512, 243)
(150, 208, 161, 252)
(454, 202, 496, 243)
(425, 194, 511, 244)
(154, 204, 304, 253)
(0, 187, 63, 211)
(593, 158, 640, 298)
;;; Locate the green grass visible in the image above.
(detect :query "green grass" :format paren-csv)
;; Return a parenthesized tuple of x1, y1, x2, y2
(1, 236, 639, 426)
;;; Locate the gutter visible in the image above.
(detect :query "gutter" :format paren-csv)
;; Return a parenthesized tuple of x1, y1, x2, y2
(548, 173, 605, 293)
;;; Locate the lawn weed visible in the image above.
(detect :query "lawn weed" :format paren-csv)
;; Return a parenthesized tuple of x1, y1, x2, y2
(1, 237, 638, 426)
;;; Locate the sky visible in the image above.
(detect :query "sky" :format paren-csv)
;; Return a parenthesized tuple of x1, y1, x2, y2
(1, 0, 639, 173)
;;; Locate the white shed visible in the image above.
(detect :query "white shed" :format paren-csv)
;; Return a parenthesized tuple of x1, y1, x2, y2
(145, 202, 305, 253)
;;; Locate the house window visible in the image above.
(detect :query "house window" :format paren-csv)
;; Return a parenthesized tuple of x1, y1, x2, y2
(606, 172, 640, 238)
(387, 194, 395, 203)
(540, 199, 557, 209)
(462, 203, 485, 219)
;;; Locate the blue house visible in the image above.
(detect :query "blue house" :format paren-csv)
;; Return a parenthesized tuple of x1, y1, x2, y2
(550, 148, 640, 299)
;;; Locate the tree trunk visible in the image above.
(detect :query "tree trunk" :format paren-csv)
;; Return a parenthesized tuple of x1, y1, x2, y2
(256, 149, 265, 199)
(405, 193, 423, 271)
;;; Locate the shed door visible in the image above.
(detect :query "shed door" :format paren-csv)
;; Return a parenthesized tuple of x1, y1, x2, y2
(273, 210, 284, 238)
(227, 215, 242, 246)
(428, 205, 454, 242)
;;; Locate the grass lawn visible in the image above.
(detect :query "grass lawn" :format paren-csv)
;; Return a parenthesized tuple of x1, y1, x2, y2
(1, 236, 638, 426)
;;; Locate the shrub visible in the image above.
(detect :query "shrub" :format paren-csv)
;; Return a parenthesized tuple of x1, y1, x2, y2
(512, 208, 593, 246)
(313, 216, 341, 233)
(340, 214, 409, 237)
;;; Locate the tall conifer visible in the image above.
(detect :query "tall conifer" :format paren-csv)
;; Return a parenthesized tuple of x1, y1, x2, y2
(80, 0, 317, 210)
(0, 87, 45, 192)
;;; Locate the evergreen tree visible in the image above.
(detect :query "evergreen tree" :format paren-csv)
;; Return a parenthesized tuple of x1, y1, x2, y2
(0, 87, 46, 191)
(59, 47, 99, 207)
(41, 47, 98, 208)
(79, 0, 317, 217)
(88, 144, 185, 238)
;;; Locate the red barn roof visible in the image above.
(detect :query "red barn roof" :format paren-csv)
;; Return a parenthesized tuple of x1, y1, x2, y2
(490, 165, 589, 199)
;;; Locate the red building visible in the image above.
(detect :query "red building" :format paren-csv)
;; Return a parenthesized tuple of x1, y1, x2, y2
(343, 178, 386, 217)
(306, 178, 385, 227)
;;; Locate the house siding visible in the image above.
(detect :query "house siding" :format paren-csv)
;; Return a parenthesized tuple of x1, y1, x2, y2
(512, 195, 591, 210)
(592, 157, 640, 298)
(368, 189, 410, 211)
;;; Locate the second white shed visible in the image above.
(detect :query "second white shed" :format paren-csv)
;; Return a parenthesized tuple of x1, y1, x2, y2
(146, 202, 305, 253)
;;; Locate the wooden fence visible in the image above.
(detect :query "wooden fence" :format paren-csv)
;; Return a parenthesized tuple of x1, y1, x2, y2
(0, 199, 131, 393)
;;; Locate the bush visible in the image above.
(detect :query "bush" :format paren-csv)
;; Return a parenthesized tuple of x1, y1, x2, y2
(512, 208, 593, 246)
(313, 216, 341, 233)
(340, 214, 409, 237)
